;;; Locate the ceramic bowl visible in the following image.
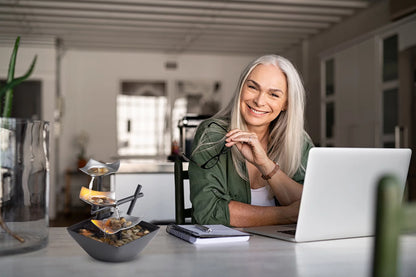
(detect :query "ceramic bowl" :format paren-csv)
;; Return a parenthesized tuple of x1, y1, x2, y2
(67, 219, 159, 262)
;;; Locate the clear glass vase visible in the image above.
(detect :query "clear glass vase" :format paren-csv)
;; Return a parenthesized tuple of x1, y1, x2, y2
(0, 118, 49, 255)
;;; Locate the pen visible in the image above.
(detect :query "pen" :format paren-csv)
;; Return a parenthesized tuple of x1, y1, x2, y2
(195, 224, 212, 233)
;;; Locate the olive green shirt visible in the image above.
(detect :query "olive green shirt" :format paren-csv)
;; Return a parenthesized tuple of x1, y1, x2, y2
(189, 118, 314, 226)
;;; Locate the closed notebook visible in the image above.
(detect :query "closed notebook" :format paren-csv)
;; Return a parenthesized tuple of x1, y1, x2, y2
(166, 224, 251, 244)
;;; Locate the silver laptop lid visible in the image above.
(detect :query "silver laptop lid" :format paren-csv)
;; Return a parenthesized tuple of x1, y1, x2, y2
(295, 147, 411, 242)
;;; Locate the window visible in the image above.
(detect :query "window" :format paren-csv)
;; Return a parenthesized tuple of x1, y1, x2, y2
(117, 81, 169, 157)
(322, 58, 335, 146)
(381, 34, 398, 148)
(172, 80, 221, 143)
(383, 88, 398, 135)
(382, 35, 398, 82)
(325, 59, 335, 96)
(326, 102, 335, 139)
(117, 80, 221, 158)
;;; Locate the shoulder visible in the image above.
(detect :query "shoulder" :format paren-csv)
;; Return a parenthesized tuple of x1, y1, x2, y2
(300, 131, 315, 163)
(197, 117, 229, 130)
(292, 132, 315, 184)
(195, 117, 229, 141)
(302, 132, 315, 149)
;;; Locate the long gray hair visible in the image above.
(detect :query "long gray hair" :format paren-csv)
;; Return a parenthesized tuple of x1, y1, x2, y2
(216, 54, 306, 179)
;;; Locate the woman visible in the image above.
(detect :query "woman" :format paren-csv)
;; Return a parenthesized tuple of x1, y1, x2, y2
(188, 55, 314, 227)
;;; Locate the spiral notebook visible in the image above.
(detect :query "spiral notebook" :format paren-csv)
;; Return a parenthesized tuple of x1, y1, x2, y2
(166, 224, 251, 244)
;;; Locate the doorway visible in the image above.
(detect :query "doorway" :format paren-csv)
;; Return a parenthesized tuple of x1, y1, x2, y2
(0, 80, 42, 119)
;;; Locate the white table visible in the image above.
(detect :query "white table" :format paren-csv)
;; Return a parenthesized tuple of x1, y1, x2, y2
(1, 227, 415, 277)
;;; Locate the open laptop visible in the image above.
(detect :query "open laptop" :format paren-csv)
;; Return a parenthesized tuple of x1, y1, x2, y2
(244, 147, 412, 242)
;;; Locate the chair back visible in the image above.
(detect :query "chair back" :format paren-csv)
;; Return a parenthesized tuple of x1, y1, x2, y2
(372, 175, 416, 277)
(174, 159, 192, 224)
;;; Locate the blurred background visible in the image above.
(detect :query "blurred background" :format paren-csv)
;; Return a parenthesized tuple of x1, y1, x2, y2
(0, 0, 415, 224)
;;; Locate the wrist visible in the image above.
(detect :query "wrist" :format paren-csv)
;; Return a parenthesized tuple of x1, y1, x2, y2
(259, 160, 280, 180)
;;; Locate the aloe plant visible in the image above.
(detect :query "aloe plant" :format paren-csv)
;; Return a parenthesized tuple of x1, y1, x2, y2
(0, 36, 37, 117)
(0, 36, 37, 243)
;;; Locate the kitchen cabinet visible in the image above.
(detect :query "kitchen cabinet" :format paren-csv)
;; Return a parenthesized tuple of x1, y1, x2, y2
(110, 162, 190, 223)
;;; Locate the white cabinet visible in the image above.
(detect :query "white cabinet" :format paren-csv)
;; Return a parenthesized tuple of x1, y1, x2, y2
(320, 17, 416, 148)
(111, 172, 189, 224)
(321, 38, 379, 147)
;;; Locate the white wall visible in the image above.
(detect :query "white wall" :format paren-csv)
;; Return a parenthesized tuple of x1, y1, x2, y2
(332, 38, 379, 147)
(58, 50, 255, 210)
(0, 41, 255, 216)
(397, 16, 416, 51)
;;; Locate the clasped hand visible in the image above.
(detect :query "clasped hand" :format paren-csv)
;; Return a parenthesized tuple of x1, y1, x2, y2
(225, 129, 269, 167)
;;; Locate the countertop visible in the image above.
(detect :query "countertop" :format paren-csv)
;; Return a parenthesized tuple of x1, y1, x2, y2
(1, 226, 416, 277)
(115, 159, 189, 174)
(116, 159, 175, 173)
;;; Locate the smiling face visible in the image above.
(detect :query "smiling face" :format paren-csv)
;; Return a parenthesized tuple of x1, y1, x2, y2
(240, 63, 288, 131)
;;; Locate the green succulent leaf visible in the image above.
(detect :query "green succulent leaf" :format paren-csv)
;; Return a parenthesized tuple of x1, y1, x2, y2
(0, 36, 37, 118)
(7, 36, 20, 83)
(0, 36, 19, 115)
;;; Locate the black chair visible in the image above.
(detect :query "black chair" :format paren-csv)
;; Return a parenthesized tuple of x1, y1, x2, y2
(372, 175, 416, 277)
(174, 159, 192, 224)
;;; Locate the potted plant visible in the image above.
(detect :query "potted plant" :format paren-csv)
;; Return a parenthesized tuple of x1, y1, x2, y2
(75, 130, 89, 168)
(0, 36, 50, 255)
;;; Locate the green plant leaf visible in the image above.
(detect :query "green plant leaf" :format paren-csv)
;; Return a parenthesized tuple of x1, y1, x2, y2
(1, 55, 37, 117)
(0, 36, 19, 115)
(7, 36, 20, 83)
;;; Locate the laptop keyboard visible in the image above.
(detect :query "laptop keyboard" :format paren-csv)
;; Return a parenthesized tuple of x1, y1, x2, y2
(279, 229, 296, 235)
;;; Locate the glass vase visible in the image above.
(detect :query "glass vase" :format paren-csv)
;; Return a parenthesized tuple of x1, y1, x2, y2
(0, 118, 49, 255)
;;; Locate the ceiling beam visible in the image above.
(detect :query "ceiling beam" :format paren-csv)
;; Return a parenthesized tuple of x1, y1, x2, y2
(1, 6, 331, 29)
(2, 1, 343, 23)
(18, 0, 358, 15)
(0, 0, 373, 54)
(1, 13, 321, 34)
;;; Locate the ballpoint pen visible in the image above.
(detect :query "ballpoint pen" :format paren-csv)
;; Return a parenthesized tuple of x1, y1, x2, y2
(195, 224, 212, 233)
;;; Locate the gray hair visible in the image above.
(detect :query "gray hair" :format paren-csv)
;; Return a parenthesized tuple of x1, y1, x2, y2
(216, 54, 306, 178)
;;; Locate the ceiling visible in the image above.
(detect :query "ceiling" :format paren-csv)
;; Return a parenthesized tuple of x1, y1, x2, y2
(1, 0, 377, 55)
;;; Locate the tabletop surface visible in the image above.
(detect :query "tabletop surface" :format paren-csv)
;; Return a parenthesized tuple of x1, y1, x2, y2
(1, 226, 415, 277)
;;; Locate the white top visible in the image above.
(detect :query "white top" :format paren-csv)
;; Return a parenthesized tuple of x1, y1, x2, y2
(251, 185, 275, 206)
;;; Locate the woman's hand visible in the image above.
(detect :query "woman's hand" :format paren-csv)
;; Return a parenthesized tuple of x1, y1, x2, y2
(225, 129, 269, 167)
(225, 129, 303, 207)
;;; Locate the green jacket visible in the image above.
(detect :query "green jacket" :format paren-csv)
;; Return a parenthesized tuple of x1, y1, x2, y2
(188, 118, 314, 226)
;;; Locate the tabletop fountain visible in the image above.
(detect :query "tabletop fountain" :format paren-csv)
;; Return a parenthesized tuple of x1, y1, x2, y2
(67, 159, 159, 262)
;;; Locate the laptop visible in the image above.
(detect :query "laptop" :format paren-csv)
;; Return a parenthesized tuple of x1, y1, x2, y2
(244, 147, 412, 242)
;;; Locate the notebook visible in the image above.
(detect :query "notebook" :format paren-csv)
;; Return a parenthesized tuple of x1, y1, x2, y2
(244, 147, 412, 242)
(166, 224, 251, 244)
